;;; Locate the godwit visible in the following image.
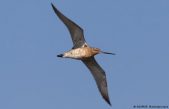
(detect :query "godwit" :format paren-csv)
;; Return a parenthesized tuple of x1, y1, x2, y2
(51, 3, 115, 106)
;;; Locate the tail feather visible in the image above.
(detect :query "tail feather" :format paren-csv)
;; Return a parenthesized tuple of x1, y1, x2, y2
(57, 54, 63, 57)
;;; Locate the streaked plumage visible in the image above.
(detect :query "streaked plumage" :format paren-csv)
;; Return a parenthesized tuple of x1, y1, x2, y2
(51, 3, 115, 106)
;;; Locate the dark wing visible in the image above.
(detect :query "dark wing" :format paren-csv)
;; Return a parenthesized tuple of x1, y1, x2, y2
(82, 57, 111, 105)
(51, 3, 86, 48)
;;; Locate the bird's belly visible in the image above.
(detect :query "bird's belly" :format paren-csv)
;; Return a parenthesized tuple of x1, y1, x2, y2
(64, 48, 92, 59)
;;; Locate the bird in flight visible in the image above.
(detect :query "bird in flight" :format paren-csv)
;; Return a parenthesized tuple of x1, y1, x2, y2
(51, 3, 115, 106)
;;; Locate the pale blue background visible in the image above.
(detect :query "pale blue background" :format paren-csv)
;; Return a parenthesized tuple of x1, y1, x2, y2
(0, 0, 169, 109)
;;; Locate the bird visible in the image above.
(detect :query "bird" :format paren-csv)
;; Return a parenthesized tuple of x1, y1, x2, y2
(51, 3, 115, 106)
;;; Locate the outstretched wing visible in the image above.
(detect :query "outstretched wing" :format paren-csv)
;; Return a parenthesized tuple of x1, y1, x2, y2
(51, 3, 86, 48)
(82, 57, 111, 105)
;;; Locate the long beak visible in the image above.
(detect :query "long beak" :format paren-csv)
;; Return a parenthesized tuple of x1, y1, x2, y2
(100, 51, 116, 55)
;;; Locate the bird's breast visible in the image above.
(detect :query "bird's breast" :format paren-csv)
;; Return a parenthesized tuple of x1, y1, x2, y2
(64, 47, 93, 59)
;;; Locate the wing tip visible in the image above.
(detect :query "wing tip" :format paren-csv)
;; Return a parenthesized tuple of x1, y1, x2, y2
(51, 3, 56, 10)
(103, 95, 112, 106)
(51, 2, 54, 8)
(51, 3, 59, 13)
(106, 98, 112, 106)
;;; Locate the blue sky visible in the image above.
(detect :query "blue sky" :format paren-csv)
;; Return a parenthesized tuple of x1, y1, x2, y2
(0, 0, 169, 109)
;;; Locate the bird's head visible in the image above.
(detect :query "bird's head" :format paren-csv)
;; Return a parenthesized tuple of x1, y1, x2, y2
(91, 48, 101, 55)
(92, 47, 116, 56)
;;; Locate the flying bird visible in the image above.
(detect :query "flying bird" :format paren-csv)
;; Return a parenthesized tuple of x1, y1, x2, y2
(51, 3, 115, 106)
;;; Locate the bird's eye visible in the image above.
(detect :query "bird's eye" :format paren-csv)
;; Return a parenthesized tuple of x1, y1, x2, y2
(93, 48, 100, 51)
(83, 44, 87, 47)
(94, 48, 97, 51)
